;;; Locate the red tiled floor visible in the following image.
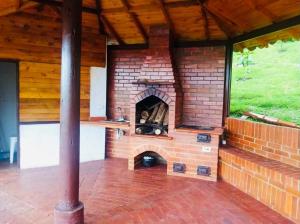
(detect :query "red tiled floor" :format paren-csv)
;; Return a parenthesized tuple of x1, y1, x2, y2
(0, 158, 294, 224)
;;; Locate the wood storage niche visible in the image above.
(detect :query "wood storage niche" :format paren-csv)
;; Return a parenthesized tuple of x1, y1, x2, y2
(135, 95, 169, 136)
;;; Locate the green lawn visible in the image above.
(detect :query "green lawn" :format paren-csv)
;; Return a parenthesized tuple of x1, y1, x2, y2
(230, 41, 300, 125)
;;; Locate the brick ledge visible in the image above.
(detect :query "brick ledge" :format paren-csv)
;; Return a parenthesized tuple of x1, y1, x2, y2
(220, 146, 300, 179)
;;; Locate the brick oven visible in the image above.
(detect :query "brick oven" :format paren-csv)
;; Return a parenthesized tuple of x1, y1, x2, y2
(107, 25, 225, 182)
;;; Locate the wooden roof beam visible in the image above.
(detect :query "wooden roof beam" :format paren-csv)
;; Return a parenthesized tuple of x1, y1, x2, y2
(232, 15, 300, 43)
(200, 0, 250, 34)
(156, 0, 175, 34)
(100, 15, 125, 45)
(16, 0, 23, 9)
(120, 0, 148, 43)
(200, 3, 209, 40)
(95, 0, 106, 35)
(197, 0, 235, 38)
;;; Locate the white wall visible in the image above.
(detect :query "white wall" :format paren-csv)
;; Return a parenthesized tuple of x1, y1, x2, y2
(20, 123, 106, 169)
(90, 67, 107, 118)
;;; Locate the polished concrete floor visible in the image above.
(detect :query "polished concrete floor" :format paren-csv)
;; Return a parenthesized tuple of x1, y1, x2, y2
(0, 158, 293, 224)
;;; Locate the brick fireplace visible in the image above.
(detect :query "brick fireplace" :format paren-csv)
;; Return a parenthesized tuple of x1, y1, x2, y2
(129, 25, 182, 137)
(107, 25, 225, 181)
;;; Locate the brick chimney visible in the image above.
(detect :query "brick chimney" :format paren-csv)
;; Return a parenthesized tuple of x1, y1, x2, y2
(139, 25, 176, 84)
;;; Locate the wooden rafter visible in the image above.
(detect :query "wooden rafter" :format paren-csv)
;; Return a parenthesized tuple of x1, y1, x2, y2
(200, 3, 209, 40)
(95, 0, 124, 45)
(197, 0, 235, 38)
(0, 1, 38, 17)
(232, 15, 300, 43)
(16, 0, 23, 9)
(95, 0, 106, 35)
(156, 0, 175, 34)
(204, 9, 236, 38)
(201, 0, 250, 34)
(100, 15, 125, 45)
(121, 0, 148, 43)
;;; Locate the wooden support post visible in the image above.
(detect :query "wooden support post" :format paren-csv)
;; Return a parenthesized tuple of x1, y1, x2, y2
(54, 0, 84, 223)
(222, 42, 233, 126)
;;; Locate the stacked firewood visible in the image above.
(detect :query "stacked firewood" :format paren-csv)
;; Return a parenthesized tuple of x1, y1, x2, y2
(136, 101, 168, 135)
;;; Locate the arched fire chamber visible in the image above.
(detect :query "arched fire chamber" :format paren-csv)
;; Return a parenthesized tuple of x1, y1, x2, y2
(135, 95, 169, 136)
(134, 151, 167, 169)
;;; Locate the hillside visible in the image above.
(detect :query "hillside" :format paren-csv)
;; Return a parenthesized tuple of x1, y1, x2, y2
(231, 41, 300, 125)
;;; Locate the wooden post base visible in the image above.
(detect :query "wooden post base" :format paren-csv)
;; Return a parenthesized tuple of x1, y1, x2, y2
(54, 202, 84, 224)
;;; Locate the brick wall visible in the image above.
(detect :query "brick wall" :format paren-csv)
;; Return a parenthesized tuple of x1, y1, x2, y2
(106, 46, 225, 159)
(175, 47, 225, 127)
(226, 117, 300, 168)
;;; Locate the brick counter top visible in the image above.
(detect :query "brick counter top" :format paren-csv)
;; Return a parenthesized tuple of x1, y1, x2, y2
(175, 127, 224, 136)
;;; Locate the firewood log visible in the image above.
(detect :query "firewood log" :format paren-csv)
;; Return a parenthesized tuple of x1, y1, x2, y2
(163, 111, 169, 125)
(136, 127, 143, 134)
(154, 128, 162, 135)
(148, 104, 160, 122)
(141, 111, 149, 120)
(154, 102, 167, 124)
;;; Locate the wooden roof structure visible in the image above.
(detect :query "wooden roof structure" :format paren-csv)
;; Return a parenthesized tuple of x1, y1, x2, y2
(1, 0, 300, 51)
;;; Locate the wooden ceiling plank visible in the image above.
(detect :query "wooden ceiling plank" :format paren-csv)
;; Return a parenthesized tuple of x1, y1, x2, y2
(100, 15, 124, 45)
(27, 0, 200, 15)
(0, 1, 37, 17)
(156, 0, 175, 34)
(120, 0, 148, 43)
(29, 0, 97, 14)
(102, 0, 200, 14)
(244, 0, 277, 22)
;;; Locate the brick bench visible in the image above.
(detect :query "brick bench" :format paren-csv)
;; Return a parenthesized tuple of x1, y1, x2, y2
(219, 146, 300, 223)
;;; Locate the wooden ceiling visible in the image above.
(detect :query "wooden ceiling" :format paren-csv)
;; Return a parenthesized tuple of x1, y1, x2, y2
(1, 0, 300, 51)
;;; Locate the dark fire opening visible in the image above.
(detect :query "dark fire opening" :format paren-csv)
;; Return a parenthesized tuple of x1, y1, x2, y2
(135, 95, 169, 136)
(134, 151, 167, 169)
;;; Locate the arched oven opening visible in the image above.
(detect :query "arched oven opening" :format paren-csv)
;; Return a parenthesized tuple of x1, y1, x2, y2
(134, 151, 167, 170)
(135, 95, 169, 136)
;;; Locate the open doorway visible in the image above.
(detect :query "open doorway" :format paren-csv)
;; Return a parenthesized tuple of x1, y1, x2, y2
(0, 61, 19, 167)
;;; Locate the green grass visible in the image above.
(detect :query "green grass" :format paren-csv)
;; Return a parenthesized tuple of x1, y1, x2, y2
(230, 41, 300, 125)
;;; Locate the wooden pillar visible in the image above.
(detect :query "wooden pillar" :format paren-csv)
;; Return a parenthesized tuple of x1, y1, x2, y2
(222, 42, 233, 126)
(54, 0, 84, 223)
